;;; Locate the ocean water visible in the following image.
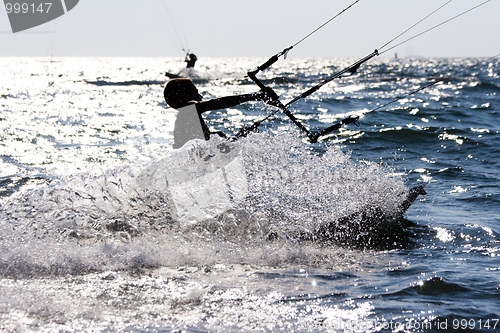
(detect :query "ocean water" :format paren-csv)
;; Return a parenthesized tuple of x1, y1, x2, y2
(0, 56, 499, 332)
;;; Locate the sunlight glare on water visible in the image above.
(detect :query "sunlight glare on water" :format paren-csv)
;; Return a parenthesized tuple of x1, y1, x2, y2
(0, 56, 499, 332)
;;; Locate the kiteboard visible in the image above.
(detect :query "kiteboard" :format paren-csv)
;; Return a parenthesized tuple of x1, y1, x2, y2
(300, 185, 427, 248)
(165, 72, 183, 79)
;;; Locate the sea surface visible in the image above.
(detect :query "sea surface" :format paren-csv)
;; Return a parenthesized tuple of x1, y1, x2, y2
(0, 56, 499, 332)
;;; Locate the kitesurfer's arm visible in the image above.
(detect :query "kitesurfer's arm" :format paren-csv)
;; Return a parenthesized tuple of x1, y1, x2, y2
(196, 88, 279, 113)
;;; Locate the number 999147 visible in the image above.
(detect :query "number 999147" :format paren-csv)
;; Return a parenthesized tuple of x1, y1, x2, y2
(5, 2, 53, 14)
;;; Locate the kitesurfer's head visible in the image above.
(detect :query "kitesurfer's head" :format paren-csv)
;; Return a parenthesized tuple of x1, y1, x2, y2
(164, 78, 202, 109)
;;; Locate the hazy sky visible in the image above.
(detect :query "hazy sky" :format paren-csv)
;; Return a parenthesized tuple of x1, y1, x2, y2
(1, 0, 499, 58)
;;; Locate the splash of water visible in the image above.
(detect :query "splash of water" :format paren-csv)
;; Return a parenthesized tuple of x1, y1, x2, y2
(0, 132, 410, 277)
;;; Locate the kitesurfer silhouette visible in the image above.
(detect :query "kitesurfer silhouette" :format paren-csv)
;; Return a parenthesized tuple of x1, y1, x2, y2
(164, 54, 198, 78)
(185, 53, 197, 68)
(164, 78, 279, 149)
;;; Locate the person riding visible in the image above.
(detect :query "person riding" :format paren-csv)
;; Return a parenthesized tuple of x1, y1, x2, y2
(185, 53, 197, 68)
(164, 78, 279, 149)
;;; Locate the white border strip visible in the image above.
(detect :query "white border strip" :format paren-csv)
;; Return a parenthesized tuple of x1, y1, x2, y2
(60, 0, 68, 13)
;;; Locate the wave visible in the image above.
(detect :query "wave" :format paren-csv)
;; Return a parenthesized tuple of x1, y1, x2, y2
(411, 277, 470, 296)
(0, 176, 51, 198)
(84, 79, 166, 86)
